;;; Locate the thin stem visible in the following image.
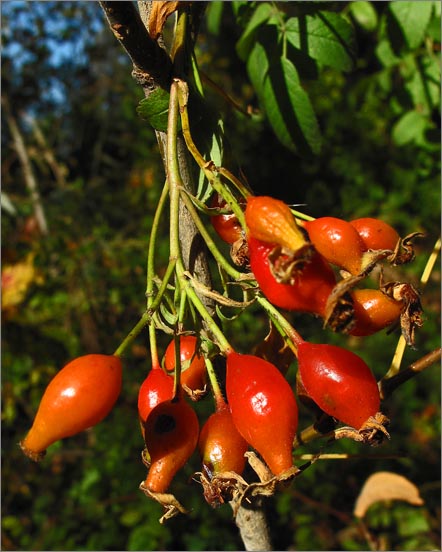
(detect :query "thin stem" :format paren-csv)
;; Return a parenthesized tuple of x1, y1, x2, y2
(179, 189, 244, 280)
(175, 79, 247, 227)
(256, 296, 305, 353)
(146, 180, 169, 302)
(166, 80, 185, 396)
(217, 166, 252, 199)
(205, 356, 225, 408)
(380, 347, 441, 400)
(176, 261, 234, 355)
(114, 311, 151, 357)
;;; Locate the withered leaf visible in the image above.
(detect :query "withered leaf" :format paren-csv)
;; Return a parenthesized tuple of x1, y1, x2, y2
(354, 471, 424, 518)
(148, 1, 182, 40)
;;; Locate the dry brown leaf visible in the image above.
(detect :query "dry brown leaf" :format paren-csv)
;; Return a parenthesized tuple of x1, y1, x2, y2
(148, 1, 181, 40)
(354, 471, 424, 518)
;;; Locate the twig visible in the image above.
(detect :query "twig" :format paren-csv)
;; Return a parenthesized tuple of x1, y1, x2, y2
(380, 347, 441, 400)
(2, 95, 49, 235)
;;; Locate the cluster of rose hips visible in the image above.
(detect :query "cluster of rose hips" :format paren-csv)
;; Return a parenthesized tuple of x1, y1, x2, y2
(20, 192, 423, 517)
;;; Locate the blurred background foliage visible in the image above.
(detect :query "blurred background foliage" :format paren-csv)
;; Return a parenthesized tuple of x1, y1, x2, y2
(1, 1, 440, 550)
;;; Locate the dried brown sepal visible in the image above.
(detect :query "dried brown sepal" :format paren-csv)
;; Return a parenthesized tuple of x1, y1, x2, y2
(324, 250, 396, 333)
(381, 281, 424, 346)
(253, 321, 295, 376)
(360, 249, 395, 273)
(198, 470, 249, 508)
(389, 232, 425, 265)
(19, 441, 46, 462)
(182, 383, 208, 401)
(333, 412, 390, 447)
(267, 244, 314, 285)
(139, 480, 188, 523)
(197, 451, 309, 513)
(230, 236, 249, 267)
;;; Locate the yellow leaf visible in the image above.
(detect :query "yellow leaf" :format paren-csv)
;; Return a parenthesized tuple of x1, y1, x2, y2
(354, 471, 424, 518)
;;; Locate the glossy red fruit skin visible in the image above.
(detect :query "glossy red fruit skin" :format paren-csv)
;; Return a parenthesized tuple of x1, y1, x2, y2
(21, 354, 122, 459)
(164, 336, 207, 391)
(226, 352, 298, 475)
(350, 289, 403, 336)
(143, 398, 199, 493)
(304, 217, 366, 275)
(350, 218, 400, 251)
(210, 194, 243, 245)
(198, 404, 249, 476)
(137, 366, 174, 425)
(297, 342, 380, 429)
(248, 236, 336, 315)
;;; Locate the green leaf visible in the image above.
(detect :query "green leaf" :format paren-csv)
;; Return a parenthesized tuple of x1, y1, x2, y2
(375, 38, 400, 68)
(246, 37, 270, 93)
(252, 48, 322, 155)
(392, 110, 427, 146)
(236, 2, 273, 61)
(206, 1, 224, 36)
(349, 1, 378, 32)
(137, 88, 173, 132)
(285, 11, 356, 72)
(389, 1, 433, 49)
(404, 55, 441, 114)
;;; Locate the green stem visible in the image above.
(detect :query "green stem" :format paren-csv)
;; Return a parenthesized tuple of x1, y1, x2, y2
(217, 166, 251, 200)
(113, 311, 151, 357)
(146, 180, 170, 303)
(204, 356, 225, 409)
(176, 260, 234, 356)
(166, 80, 184, 395)
(256, 296, 305, 353)
(175, 79, 246, 228)
(179, 189, 243, 280)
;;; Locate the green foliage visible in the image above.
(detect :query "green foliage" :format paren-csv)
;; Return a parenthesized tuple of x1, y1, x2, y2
(1, 1, 440, 551)
(137, 88, 175, 132)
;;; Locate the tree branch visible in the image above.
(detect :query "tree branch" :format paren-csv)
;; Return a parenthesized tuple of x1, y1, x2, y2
(99, 1, 172, 92)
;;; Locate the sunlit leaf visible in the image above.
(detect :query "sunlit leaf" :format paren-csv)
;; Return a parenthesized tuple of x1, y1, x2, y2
(251, 49, 322, 155)
(349, 1, 378, 32)
(285, 12, 356, 72)
(236, 2, 273, 61)
(392, 110, 427, 146)
(389, 1, 433, 49)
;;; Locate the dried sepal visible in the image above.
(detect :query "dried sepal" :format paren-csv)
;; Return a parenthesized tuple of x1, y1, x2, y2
(182, 383, 208, 401)
(267, 245, 314, 284)
(381, 281, 424, 346)
(389, 232, 425, 265)
(139, 481, 188, 523)
(323, 249, 398, 333)
(230, 236, 249, 267)
(197, 451, 309, 512)
(333, 412, 390, 447)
